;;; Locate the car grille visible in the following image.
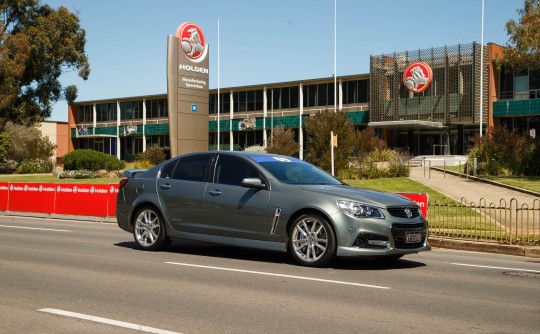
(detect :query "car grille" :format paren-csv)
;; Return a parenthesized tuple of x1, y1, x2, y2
(391, 223, 427, 249)
(387, 206, 420, 218)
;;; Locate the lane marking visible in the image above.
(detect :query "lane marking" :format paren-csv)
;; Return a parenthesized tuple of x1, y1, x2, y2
(452, 262, 540, 274)
(0, 215, 116, 225)
(38, 308, 181, 334)
(165, 262, 391, 290)
(0, 224, 71, 232)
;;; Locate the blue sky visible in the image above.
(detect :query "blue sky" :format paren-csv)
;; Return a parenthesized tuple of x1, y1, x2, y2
(45, 0, 523, 121)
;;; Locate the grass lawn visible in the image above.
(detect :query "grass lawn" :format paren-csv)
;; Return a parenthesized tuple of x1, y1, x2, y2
(482, 176, 540, 193)
(435, 164, 540, 193)
(345, 177, 449, 203)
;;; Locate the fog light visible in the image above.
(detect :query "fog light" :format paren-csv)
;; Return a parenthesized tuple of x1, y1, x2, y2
(353, 233, 389, 249)
(368, 240, 390, 247)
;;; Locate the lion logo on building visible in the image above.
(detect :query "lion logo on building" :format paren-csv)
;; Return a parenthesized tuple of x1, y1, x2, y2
(177, 22, 207, 62)
(181, 28, 205, 58)
(403, 61, 433, 93)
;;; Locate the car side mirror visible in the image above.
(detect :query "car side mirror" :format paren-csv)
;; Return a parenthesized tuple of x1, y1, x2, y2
(241, 178, 265, 189)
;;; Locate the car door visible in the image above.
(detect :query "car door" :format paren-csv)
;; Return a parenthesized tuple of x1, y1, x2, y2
(203, 154, 272, 240)
(157, 154, 211, 233)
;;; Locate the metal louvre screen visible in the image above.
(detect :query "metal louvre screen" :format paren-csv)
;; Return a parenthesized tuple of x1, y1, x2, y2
(369, 43, 488, 125)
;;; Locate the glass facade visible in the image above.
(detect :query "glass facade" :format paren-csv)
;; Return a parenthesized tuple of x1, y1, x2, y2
(96, 103, 117, 122)
(120, 100, 143, 120)
(146, 98, 168, 118)
(78, 105, 93, 123)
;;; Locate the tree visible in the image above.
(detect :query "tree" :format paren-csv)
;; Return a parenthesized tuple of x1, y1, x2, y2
(304, 110, 356, 172)
(0, 133, 11, 160)
(0, 0, 90, 130)
(353, 127, 387, 157)
(4, 122, 56, 162)
(266, 127, 299, 157)
(498, 0, 540, 68)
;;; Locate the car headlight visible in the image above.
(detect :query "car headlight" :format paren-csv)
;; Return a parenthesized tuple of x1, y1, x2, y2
(337, 201, 385, 219)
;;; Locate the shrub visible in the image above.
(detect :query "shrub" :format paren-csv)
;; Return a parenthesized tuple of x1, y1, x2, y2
(4, 123, 56, 162)
(62, 149, 126, 171)
(0, 160, 18, 174)
(56, 169, 97, 179)
(244, 145, 267, 153)
(16, 158, 53, 174)
(346, 149, 409, 180)
(266, 127, 299, 157)
(467, 127, 540, 176)
(134, 160, 155, 169)
(136, 146, 166, 165)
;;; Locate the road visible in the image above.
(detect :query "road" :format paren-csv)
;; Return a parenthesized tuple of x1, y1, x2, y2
(1, 216, 539, 334)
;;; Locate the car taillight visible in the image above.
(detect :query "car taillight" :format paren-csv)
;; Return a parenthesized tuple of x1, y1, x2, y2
(118, 178, 129, 189)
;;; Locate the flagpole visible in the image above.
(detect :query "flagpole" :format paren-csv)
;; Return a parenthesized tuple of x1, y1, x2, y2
(217, 19, 221, 150)
(334, 0, 337, 113)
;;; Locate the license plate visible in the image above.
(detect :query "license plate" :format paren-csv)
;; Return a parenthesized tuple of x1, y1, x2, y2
(405, 231, 422, 243)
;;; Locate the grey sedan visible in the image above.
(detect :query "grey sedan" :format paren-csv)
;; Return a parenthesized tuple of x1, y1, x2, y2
(116, 151, 429, 267)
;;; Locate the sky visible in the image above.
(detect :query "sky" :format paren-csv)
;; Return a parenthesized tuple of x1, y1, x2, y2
(44, 0, 524, 121)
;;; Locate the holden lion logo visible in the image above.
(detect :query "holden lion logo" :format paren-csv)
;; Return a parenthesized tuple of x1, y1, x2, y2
(176, 22, 207, 62)
(404, 208, 413, 219)
(403, 62, 433, 93)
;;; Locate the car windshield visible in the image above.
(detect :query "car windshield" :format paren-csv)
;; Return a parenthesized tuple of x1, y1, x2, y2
(252, 156, 343, 185)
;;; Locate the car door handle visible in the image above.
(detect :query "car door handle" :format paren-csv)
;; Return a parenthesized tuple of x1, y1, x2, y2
(208, 189, 222, 196)
(159, 184, 172, 190)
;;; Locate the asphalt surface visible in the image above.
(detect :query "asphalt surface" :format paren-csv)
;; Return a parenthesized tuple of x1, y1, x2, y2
(1, 216, 539, 334)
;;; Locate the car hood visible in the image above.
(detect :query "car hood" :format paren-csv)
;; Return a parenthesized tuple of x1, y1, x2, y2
(298, 184, 415, 208)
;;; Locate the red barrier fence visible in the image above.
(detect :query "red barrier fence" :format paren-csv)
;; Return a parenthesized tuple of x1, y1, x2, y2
(0, 182, 428, 220)
(0, 182, 119, 217)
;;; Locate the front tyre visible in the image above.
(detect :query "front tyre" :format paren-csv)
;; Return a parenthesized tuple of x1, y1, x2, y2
(289, 214, 336, 267)
(133, 206, 170, 251)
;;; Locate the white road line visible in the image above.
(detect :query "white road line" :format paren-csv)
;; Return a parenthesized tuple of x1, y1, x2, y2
(452, 262, 540, 274)
(0, 224, 71, 232)
(165, 262, 391, 290)
(38, 308, 181, 334)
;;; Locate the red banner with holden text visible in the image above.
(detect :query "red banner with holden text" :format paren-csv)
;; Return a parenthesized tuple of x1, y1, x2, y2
(0, 182, 9, 211)
(55, 184, 111, 217)
(0, 182, 119, 217)
(7, 183, 57, 214)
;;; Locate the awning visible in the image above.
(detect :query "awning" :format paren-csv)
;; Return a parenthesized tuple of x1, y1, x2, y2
(368, 120, 445, 130)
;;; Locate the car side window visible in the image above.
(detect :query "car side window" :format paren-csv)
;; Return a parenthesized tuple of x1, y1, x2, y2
(159, 160, 177, 179)
(215, 155, 261, 186)
(172, 155, 211, 182)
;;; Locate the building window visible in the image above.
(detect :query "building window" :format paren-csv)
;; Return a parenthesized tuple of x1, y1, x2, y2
(254, 90, 263, 111)
(96, 103, 117, 122)
(78, 105, 93, 123)
(146, 135, 170, 148)
(233, 92, 239, 113)
(281, 87, 290, 109)
(120, 100, 143, 120)
(220, 93, 230, 114)
(146, 98, 168, 118)
(344, 80, 369, 104)
(290, 86, 299, 108)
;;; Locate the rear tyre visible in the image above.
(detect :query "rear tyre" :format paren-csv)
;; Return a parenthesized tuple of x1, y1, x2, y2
(133, 206, 170, 251)
(289, 214, 336, 267)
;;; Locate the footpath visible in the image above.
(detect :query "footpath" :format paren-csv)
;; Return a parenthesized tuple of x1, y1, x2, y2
(409, 166, 540, 258)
